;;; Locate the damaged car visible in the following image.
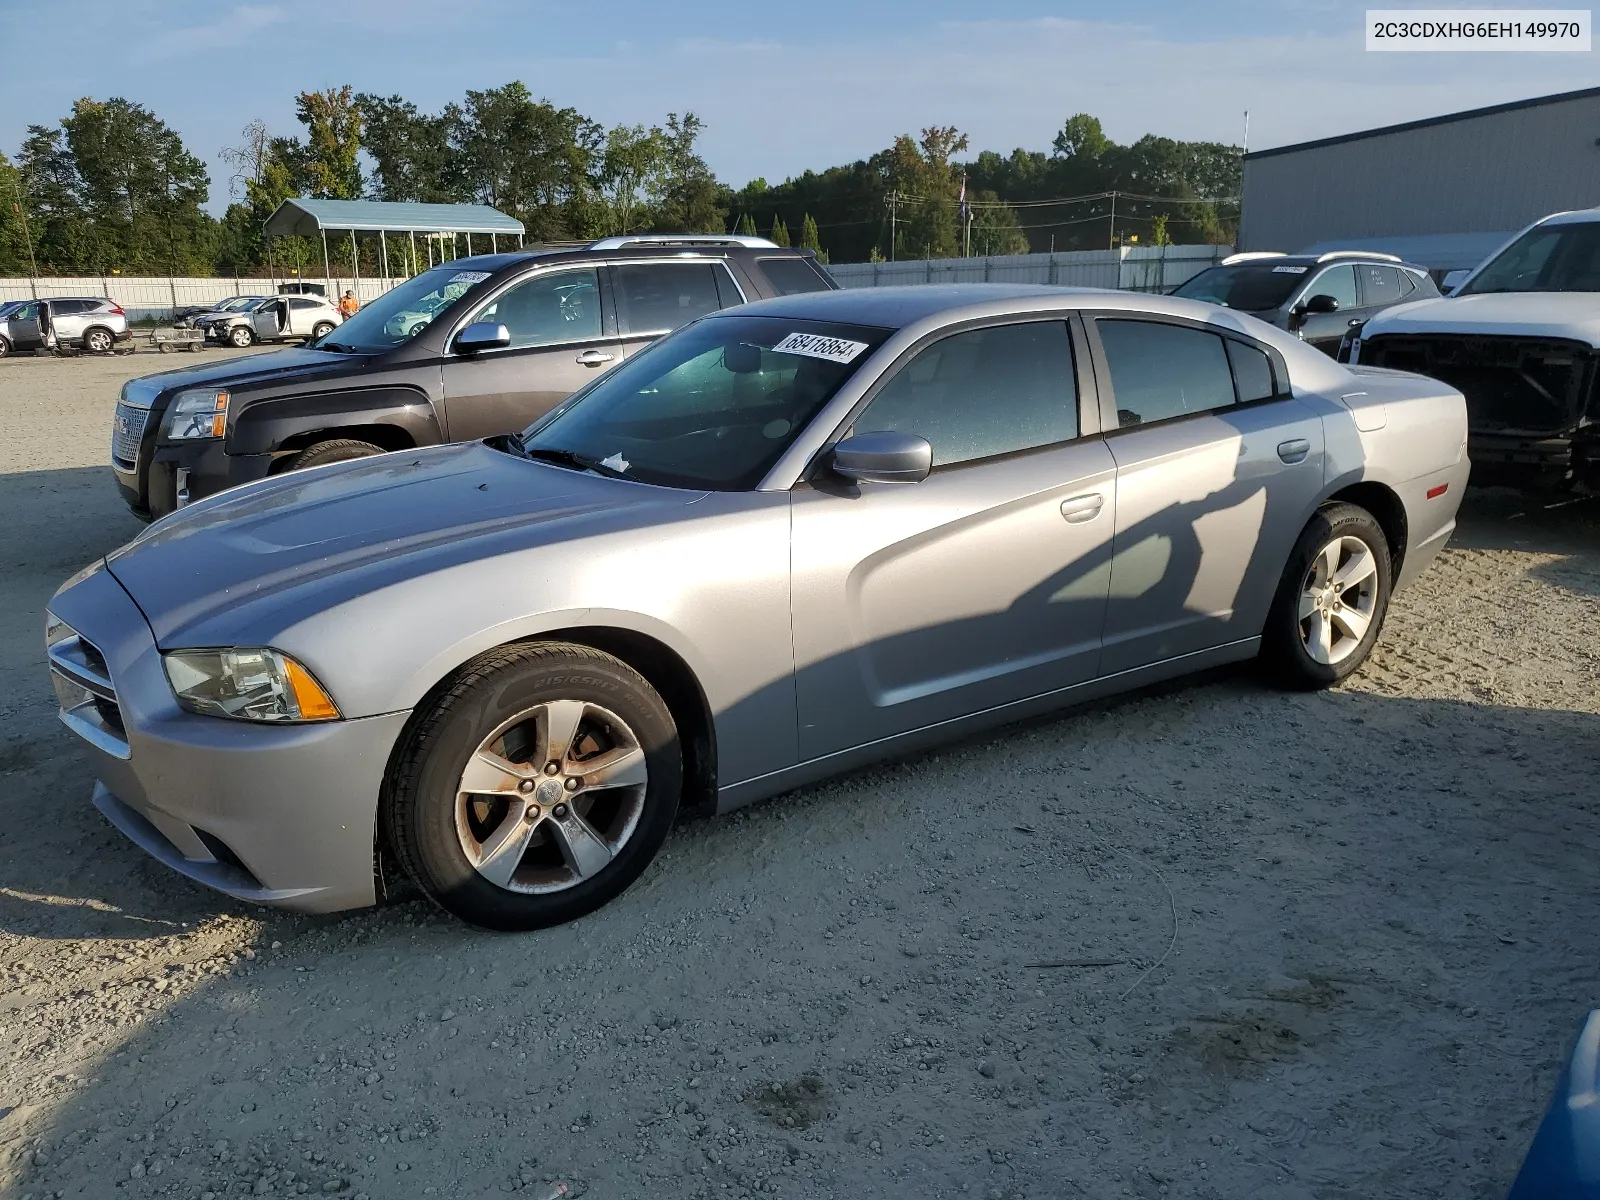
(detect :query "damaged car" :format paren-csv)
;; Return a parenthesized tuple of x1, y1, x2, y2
(1348, 208, 1600, 488)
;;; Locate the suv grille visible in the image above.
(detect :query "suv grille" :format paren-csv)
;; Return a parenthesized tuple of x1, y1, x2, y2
(112, 401, 149, 471)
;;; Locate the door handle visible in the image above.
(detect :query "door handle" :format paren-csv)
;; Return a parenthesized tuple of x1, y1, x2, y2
(1277, 438, 1311, 465)
(1060, 493, 1104, 523)
(576, 349, 614, 367)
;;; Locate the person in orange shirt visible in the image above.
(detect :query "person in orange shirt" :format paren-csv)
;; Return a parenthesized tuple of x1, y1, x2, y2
(338, 290, 359, 317)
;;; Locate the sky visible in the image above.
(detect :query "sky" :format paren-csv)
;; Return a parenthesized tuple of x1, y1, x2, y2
(1, 0, 1596, 213)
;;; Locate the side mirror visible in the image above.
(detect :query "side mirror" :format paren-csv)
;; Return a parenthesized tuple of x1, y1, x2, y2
(456, 322, 511, 354)
(1303, 293, 1340, 314)
(831, 431, 933, 485)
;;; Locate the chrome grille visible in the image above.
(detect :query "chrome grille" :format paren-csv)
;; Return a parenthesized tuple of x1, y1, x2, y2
(111, 402, 150, 471)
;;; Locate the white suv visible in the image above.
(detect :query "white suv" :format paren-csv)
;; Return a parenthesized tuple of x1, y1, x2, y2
(200, 295, 343, 348)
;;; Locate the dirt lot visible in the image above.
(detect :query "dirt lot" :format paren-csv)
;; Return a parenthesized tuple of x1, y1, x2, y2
(1, 348, 1598, 1200)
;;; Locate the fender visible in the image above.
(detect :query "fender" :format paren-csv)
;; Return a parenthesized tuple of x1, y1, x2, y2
(228, 387, 444, 455)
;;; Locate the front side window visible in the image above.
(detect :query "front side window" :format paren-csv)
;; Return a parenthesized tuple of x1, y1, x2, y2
(321, 264, 498, 350)
(1303, 265, 1358, 310)
(850, 322, 1078, 467)
(469, 268, 601, 349)
(1097, 319, 1236, 428)
(522, 315, 889, 490)
(614, 263, 725, 335)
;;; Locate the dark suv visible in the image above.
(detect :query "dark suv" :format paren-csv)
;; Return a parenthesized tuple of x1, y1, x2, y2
(111, 236, 837, 519)
(1172, 251, 1439, 355)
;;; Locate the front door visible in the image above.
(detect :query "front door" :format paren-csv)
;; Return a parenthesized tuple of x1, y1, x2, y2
(1088, 315, 1326, 674)
(440, 266, 617, 442)
(8, 302, 42, 349)
(1294, 263, 1359, 353)
(791, 319, 1116, 761)
(252, 300, 288, 342)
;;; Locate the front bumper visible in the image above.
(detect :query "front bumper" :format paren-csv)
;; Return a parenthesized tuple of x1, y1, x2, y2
(48, 565, 409, 913)
(115, 432, 273, 521)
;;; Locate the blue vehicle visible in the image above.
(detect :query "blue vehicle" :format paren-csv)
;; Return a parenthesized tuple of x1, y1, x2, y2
(1507, 1010, 1600, 1198)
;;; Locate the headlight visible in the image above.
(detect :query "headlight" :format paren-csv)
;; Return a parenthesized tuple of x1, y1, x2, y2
(165, 389, 229, 439)
(163, 648, 340, 722)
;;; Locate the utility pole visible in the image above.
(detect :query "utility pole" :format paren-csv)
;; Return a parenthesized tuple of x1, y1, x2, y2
(8, 166, 40, 300)
(887, 191, 898, 262)
(1107, 191, 1118, 250)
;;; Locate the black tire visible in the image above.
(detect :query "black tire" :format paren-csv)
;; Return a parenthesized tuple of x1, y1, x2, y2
(284, 438, 385, 471)
(311, 321, 335, 340)
(384, 642, 681, 930)
(228, 324, 254, 348)
(0, 336, 10, 358)
(1261, 502, 1392, 690)
(83, 326, 113, 354)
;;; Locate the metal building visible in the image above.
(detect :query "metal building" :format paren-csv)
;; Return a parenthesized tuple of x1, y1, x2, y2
(1239, 86, 1600, 270)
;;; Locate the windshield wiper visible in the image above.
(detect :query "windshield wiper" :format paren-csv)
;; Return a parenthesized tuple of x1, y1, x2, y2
(316, 341, 360, 353)
(521, 445, 629, 479)
(483, 433, 530, 459)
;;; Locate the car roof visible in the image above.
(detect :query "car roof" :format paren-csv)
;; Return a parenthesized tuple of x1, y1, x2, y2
(1215, 254, 1432, 272)
(433, 242, 822, 275)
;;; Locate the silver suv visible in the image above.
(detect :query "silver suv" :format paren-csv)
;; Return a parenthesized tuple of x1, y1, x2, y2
(0, 297, 131, 356)
(198, 295, 342, 347)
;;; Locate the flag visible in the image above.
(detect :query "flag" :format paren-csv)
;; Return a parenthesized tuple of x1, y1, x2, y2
(958, 175, 967, 223)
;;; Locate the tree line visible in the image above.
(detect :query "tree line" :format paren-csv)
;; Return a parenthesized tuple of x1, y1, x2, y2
(0, 86, 1241, 277)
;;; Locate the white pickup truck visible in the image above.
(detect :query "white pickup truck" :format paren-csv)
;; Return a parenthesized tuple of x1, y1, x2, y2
(1348, 207, 1600, 489)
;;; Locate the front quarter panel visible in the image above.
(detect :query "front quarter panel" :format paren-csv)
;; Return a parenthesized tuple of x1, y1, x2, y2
(271, 491, 799, 788)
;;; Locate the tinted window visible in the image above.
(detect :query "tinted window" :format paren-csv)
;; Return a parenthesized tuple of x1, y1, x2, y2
(1460, 221, 1600, 295)
(471, 268, 601, 349)
(1226, 339, 1276, 404)
(1360, 265, 1402, 306)
(1396, 270, 1417, 298)
(614, 263, 724, 334)
(522, 316, 890, 491)
(759, 257, 832, 295)
(851, 322, 1078, 467)
(54, 299, 93, 314)
(288, 297, 318, 310)
(1097, 319, 1235, 428)
(1172, 264, 1307, 311)
(1305, 265, 1357, 310)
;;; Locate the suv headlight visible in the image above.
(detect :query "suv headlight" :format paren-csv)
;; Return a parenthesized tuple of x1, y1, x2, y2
(163, 648, 340, 722)
(165, 389, 229, 439)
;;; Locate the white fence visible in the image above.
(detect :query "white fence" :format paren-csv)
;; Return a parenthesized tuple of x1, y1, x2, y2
(0, 275, 403, 322)
(827, 244, 1230, 293)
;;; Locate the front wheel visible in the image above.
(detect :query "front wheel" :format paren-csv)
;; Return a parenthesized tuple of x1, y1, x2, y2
(310, 321, 335, 341)
(0, 336, 10, 357)
(384, 643, 681, 930)
(228, 325, 254, 348)
(1261, 502, 1392, 690)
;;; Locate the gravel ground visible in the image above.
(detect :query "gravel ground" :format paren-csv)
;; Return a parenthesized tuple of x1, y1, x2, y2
(1, 349, 1598, 1200)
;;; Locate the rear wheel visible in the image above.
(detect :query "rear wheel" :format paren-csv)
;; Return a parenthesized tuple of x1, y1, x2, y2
(1261, 502, 1392, 690)
(83, 327, 113, 354)
(283, 438, 385, 471)
(228, 325, 254, 348)
(384, 643, 681, 930)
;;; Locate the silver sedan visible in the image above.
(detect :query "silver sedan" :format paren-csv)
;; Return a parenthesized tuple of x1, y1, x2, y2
(48, 285, 1469, 929)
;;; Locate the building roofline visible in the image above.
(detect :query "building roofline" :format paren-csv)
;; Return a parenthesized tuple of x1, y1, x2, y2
(1244, 85, 1600, 161)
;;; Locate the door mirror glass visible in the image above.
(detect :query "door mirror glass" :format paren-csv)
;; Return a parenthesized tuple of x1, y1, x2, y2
(456, 322, 512, 353)
(1303, 293, 1339, 314)
(831, 431, 933, 484)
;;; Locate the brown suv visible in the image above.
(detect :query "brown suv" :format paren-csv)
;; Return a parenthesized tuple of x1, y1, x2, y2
(111, 236, 837, 519)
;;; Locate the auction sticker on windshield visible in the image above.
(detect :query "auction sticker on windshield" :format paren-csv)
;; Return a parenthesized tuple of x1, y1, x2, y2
(1272, 265, 1310, 273)
(449, 271, 492, 284)
(772, 332, 869, 363)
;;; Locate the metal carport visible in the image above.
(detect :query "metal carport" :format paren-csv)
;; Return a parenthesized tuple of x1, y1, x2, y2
(262, 199, 526, 296)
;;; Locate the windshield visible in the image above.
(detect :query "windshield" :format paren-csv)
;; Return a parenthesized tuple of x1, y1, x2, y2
(320, 265, 488, 350)
(520, 315, 891, 490)
(1173, 263, 1308, 311)
(218, 296, 256, 311)
(1459, 222, 1600, 295)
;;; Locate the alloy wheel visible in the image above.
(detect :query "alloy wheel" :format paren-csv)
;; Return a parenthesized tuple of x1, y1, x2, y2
(86, 329, 111, 353)
(453, 699, 648, 894)
(1298, 534, 1379, 665)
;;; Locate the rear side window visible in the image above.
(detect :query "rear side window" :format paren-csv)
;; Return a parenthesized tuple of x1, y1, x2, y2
(1226, 339, 1277, 404)
(1360, 265, 1403, 306)
(852, 321, 1078, 467)
(758, 256, 833, 295)
(614, 263, 725, 334)
(1097, 319, 1236, 428)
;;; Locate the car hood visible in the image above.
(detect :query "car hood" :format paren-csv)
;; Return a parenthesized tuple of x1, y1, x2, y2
(1361, 292, 1600, 344)
(105, 441, 708, 646)
(121, 346, 368, 402)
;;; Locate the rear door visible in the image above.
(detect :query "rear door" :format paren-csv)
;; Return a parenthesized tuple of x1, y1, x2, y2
(611, 260, 741, 361)
(285, 297, 320, 336)
(790, 317, 1116, 759)
(51, 300, 91, 342)
(1086, 315, 1324, 674)
(439, 265, 615, 441)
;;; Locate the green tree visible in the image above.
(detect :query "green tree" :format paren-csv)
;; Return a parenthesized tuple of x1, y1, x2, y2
(769, 215, 790, 246)
(599, 123, 665, 235)
(357, 95, 454, 202)
(1051, 113, 1110, 163)
(650, 113, 724, 233)
(735, 212, 757, 237)
(295, 86, 363, 200)
(799, 211, 824, 258)
(0, 154, 39, 277)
